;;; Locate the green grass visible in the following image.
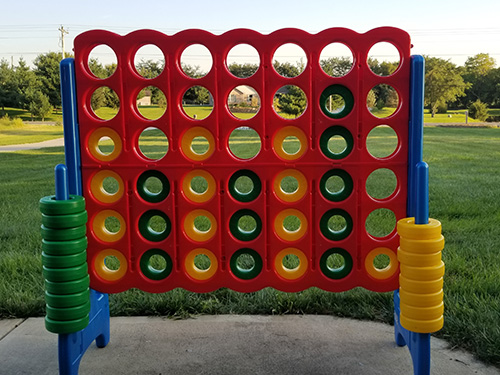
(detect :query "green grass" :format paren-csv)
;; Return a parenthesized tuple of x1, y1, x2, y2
(1, 107, 63, 123)
(0, 117, 63, 146)
(1, 123, 500, 365)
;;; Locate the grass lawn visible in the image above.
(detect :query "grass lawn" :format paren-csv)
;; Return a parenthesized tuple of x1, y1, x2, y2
(1, 127, 500, 366)
(0, 120, 63, 146)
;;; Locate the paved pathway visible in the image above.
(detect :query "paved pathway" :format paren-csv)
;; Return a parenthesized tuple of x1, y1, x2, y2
(0, 138, 64, 152)
(1, 315, 499, 375)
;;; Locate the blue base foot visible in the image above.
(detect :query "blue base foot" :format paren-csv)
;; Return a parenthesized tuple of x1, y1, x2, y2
(58, 289, 110, 375)
(394, 290, 431, 375)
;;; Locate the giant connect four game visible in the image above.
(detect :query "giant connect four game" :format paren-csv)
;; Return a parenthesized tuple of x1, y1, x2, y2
(73, 27, 411, 294)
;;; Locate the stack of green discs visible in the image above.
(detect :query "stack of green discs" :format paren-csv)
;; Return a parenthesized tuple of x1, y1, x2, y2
(40, 195, 90, 334)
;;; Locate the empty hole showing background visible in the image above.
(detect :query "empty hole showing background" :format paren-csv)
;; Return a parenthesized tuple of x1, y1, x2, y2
(148, 215, 167, 234)
(91, 87, 119, 120)
(282, 136, 301, 155)
(227, 85, 260, 120)
(236, 253, 256, 270)
(88, 45, 117, 78)
(367, 42, 400, 76)
(328, 135, 347, 154)
(138, 127, 169, 160)
(238, 215, 257, 233)
(273, 86, 307, 119)
(229, 127, 261, 159)
(273, 44, 307, 78)
(320, 43, 353, 77)
(368, 85, 399, 118)
(366, 169, 397, 200)
(325, 94, 345, 115)
(328, 215, 347, 233)
(235, 176, 253, 195)
(366, 125, 398, 158)
(227, 44, 260, 78)
(134, 44, 164, 78)
(327, 253, 345, 270)
(182, 86, 213, 120)
(365, 208, 396, 238)
(181, 44, 213, 78)
(136, 86, 166, 120)
(191, 136, 209, 155)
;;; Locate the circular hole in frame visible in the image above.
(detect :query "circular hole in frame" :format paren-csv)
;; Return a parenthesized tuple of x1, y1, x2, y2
(319, 43, 354, 77)
(283, 215, 301, 233)
(230, 249, 263, 280)
(228, 127, 261, 160)
(104, 255, 120, 271)
(374, 253, 391, 270)
(319, 169, 353, 202)
(365, 208, 397, 238)
(191, 175, 208, 194)
(194, 254, 211, 270)
(88, 45, 117, 78)
(134, 44, 164, 78)
(182, 86, 214, 120)
(104, 216, 121, 234)
(91, 87, 120, 120)
(228, 170, 262, 203)
(226, 44, 260, 78)
(273, 85, 307, 119)
(273, 44, 307, 77)
(138, 127, 169, 160)
(282, 254, 300, 270)
(366, 169, 398, 200)
(180, 44, 213, 78)
(367, 42, 401, 76)
(194, 215, 212, 233)
(136, 86, 166, 120)
(320, 248, 353, 279)
(320, 209, 353, 241)
(319, 126, 354, 160)
(97, 136, 114, 156)
(366, 125, 399, 158)
(368, 85, 399, 118)
(227, 85, 260, 120)
(102, 176, 119, 195)
(137, 170, 170, 203)
(282, 136, 301, 155)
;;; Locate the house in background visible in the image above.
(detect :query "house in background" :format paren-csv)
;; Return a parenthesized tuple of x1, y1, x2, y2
(136, 89, 152, 106)
(228, 85, 260, 105)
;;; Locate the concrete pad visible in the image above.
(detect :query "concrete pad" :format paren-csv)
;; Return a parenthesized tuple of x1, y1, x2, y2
(0, 316, 499, 375)
(0, 319, 24, 340)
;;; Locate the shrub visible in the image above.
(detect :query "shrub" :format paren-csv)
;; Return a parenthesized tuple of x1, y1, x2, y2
(468, 100, 489, 122)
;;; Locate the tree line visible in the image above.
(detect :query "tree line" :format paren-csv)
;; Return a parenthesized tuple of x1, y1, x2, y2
(0, 52, 498, 121)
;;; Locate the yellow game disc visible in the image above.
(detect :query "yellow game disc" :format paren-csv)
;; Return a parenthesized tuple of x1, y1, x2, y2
(181, 170, 216, 203)
(272, 126, 308, 160)
(274, 209, 308, 242)
(184, 248, 218, 281)
(274, 248, 308, 280)
(88, 127, 122, 162)
(183, 209, 217, 243)
(273, 169, 308, 203)
(364, 247, 398, 280)
(90, 170, 124, 204)
(93, 249, 127, 282)
(92, 210, 126, 243)
(180, 127, 215, 161)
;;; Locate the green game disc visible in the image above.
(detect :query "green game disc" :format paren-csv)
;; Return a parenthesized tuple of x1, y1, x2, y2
(39, 195, 85, 215)
(41, 211, 87, 229)
(45, 289, 90, 308)
(42, 238, 88, 256)
(43, 263, 88, 282)
(45, 315, 89, 334)
(42, 251, 87, 269)
(41, 225, 86, 241)
(46, 301, 90, 321)
(44, 275, 90, 295)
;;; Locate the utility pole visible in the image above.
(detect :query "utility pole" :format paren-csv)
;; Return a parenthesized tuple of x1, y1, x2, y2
(58, 25, 69, 59)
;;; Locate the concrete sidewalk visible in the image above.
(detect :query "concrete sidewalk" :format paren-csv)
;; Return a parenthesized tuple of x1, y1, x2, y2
(1, 315, 499, 375)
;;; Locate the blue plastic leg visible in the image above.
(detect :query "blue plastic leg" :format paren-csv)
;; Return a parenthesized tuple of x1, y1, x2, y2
(394, 290, 431, 375)
(58, 289, 110, 375)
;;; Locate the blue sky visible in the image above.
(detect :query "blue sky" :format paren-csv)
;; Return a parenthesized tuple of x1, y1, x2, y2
(1, 0, 500, 67)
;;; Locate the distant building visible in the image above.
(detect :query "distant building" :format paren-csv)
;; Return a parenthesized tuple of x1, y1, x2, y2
(228, 85, 260, 105)
(136, 95, 151, 106)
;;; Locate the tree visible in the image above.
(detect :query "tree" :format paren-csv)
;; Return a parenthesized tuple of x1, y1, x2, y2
(460, 54, 497, 107)
(273, 60, 304, 77)
(14, 58, 40, 109)
(33, 52, 73, 108)
(0, 59, 17, 112)
(320, 57, 352, 77)
(468, 100, 489, 122)
(424, 57, 469, 117)
(227, 63, 259, 78)
(276, 85, 307, 118)
(368, 58, 399, 76)
(29, 91, 52, 121)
